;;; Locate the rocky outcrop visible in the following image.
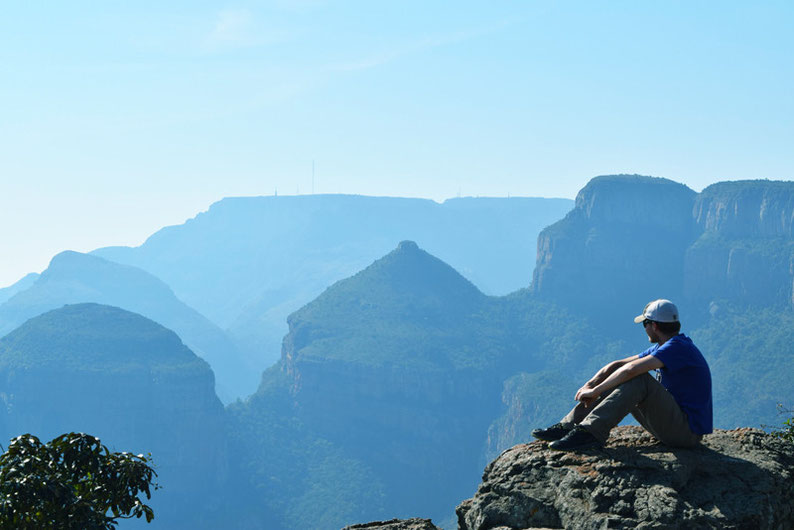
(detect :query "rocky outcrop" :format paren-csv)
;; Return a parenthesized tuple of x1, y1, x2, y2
(343, 518, 441, 530)
(457, 426, 794, 530)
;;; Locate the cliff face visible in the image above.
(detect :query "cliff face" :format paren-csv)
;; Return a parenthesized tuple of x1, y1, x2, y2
(457, 426, 794, 530)
(685, 181, 794, 310)
(693, 181, 794, 238)
(533, 177, 794, 317)
(532, 175, 696, 320)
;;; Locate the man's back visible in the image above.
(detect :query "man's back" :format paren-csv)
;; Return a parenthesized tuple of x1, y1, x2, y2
(638, 333, 712, 434)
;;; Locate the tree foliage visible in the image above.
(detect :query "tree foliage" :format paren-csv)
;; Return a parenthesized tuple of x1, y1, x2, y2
(773, 405, 794, 444)
(0, 432, 158, 529)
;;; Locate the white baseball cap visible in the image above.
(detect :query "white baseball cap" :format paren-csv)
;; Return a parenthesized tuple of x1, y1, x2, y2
(633, 299, 679, 323)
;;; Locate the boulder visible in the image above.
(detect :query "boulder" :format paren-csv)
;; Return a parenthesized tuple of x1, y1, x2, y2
(343, 518, 441, 530)
(457, 426, 794, 529)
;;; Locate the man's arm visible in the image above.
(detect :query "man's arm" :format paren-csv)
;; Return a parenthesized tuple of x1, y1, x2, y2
(576, 355, 664, 407)
(577, 355, 639, 393)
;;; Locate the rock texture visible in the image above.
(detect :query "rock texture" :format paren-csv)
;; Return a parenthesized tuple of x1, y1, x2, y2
(343, 518, 441, 530)
(457, 426, 794, 530)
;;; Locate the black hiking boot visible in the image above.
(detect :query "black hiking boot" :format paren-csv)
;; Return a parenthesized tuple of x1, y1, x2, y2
(548, 426, 602, 451)
(531, 422, 573, 442)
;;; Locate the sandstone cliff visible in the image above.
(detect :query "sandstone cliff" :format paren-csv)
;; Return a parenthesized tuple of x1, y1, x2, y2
(457, 426, 794, 530)
(685, 181, 794, 310)
(532, 176, 794, 321)
(532, 175, 696, 322)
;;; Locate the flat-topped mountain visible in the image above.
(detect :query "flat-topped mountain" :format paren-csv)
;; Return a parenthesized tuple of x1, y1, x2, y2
(93, 194, 573, 368)
(0, 303, 227, 529)
(0, 251, 252, 402)
(532, 175, 697, 323)
(533, 176, 794, 326)
(693, 180, 794, 237)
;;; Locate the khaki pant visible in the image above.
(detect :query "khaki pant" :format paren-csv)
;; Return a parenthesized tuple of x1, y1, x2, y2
(560, 373, 702, 447)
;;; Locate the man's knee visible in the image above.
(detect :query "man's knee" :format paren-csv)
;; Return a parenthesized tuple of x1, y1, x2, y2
(616, 373, 654, 392)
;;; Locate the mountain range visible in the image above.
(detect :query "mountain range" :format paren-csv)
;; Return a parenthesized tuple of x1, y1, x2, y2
(1, 177, 792, 529)
(91, 195, 572, 371)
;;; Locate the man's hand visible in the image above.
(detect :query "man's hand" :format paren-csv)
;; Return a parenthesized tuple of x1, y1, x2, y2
(575, 386, 600, 407)
(575, 381, 594, 396)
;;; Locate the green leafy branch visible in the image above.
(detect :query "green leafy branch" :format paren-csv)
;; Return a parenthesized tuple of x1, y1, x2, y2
(0, 432, 159, 529)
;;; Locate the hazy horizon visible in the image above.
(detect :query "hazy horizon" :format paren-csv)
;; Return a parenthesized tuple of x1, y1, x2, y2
(2, 1, 792, 286)
(1, 191, 576, 288)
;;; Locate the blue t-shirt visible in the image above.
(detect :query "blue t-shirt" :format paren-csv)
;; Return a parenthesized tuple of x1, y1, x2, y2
(638, 334, 713, 435)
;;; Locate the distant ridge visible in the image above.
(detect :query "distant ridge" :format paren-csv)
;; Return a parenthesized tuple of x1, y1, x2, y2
(0, 272, 39, 305)
(0, 250, 253, 402)
(92, 194, 573, 369)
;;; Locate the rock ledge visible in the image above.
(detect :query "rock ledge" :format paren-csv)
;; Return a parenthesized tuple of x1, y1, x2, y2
(457, 426, 794, 530)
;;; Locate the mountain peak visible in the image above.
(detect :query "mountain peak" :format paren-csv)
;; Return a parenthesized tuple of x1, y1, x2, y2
(338, 240, 484, 304)
(285, 242, 487, 367)
(396, 240, 420, 252)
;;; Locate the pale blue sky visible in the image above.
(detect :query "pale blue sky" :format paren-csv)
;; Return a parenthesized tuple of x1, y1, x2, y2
(1, 1, 793, 287)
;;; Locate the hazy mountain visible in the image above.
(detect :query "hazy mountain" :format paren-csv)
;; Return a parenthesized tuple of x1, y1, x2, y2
(224, 178, 794, 527)
(0, 303, 227, 529)
(0, 251, 253, 402)
(532, 174, 697, 328)
(0, 272, 39, 305)
(227, 241, 603, 528)
(92, 194, 573, 369)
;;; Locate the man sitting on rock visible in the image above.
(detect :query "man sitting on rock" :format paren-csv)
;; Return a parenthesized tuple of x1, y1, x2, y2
(532, 299, 712, 451)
